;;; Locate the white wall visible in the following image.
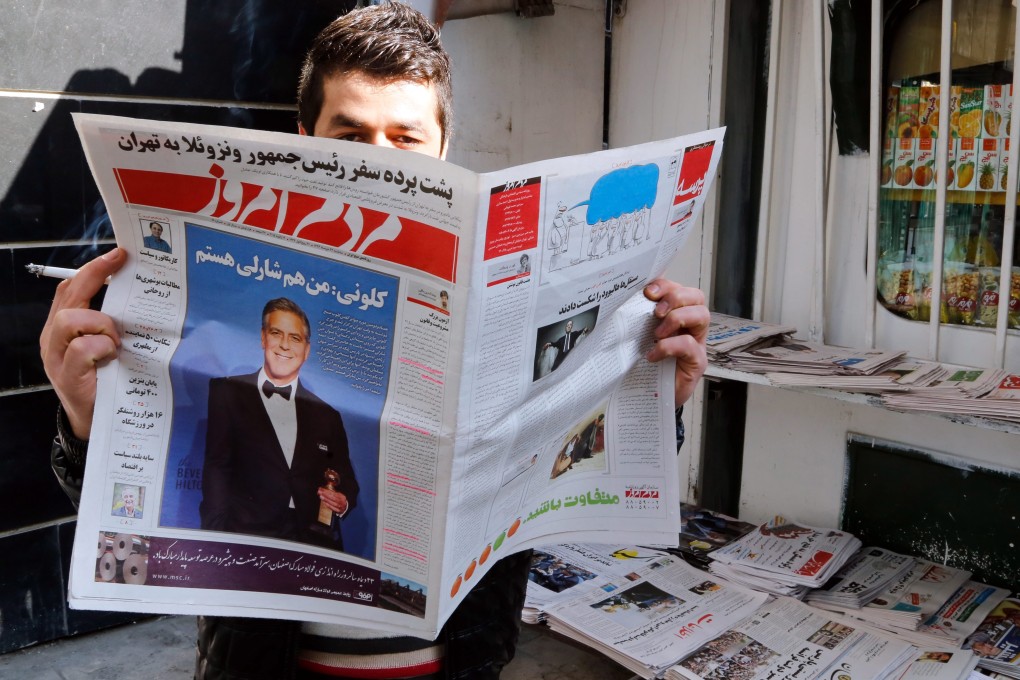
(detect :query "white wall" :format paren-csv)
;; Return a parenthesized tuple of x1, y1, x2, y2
(441, 0, 605, 171)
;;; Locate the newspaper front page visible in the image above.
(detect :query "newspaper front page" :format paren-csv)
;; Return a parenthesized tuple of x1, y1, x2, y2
(545, 555, 769, 678)
(666, 597, 872, 680)
(68, 114, 724, 638)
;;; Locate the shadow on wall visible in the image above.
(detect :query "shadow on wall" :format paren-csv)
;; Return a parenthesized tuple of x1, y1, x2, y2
(0, 0, 356, 390)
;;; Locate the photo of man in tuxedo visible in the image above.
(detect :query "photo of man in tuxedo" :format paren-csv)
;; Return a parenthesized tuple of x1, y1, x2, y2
(199, 297, 359, 551)
(544, 319, 590, 372)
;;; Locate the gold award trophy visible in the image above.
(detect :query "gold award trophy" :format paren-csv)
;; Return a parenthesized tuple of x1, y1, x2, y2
(312, 468, 341, 534)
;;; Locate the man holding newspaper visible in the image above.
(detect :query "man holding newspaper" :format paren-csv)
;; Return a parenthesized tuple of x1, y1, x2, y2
(40, 2, 709, 678)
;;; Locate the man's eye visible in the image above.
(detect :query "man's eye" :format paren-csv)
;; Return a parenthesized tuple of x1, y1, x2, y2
(336, 133, 364, 142)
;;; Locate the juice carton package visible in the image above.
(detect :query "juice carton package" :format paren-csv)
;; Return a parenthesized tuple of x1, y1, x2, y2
(897, 85, 920, 138)
(1000, 138, 1011, 193)
(954, 87, 984, 138)
(893, 137, 916, 188)
(918, 84, 940, 137)
(884, 85, 900, 138)
(954, 137, 978, 190)
(880, 137, 895, 187)
(977, 137, 1000, 192)
(983, 84, 1005, 137)
(914, 137, 936, 187)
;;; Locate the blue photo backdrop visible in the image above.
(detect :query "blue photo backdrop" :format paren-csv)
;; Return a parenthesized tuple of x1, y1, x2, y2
(159, 223, 398, 561)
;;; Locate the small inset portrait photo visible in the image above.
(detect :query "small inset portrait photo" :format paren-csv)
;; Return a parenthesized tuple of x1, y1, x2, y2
(111, 483, 144, 519)
(141, 219, 172, 253)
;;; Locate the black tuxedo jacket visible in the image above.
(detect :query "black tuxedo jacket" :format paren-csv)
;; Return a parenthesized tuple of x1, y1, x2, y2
(550, 329, 585, 369)
(199, 371, 358, 550)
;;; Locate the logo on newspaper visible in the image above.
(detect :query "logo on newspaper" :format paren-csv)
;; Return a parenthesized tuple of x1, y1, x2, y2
(112, 165, 459, 281)
(795, 550, 834, 577)
(624, 487, 660, 499)
(674, 613, 714, 639)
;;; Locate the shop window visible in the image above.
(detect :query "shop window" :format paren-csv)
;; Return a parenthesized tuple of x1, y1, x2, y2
(878, 0, 1019, 330)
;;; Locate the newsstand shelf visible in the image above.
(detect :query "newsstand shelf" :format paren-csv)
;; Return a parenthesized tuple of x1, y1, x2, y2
(704, 363, 1020, 436)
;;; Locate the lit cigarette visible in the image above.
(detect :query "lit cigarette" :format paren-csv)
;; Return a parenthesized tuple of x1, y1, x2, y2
(25, 264, 111, 284)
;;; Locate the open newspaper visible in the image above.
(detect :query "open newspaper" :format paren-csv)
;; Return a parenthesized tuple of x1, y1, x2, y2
(67, 114, 724, 638)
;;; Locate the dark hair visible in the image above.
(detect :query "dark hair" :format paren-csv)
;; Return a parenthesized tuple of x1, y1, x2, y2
(262, 298, 311, 340)
(297, 2, 453, 146)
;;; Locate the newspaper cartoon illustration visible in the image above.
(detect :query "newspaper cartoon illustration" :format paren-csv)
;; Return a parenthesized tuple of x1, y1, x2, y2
(546, 164, 659, 272)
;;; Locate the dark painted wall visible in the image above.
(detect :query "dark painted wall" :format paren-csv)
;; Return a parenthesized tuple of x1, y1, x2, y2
(0, 0, 351, 653)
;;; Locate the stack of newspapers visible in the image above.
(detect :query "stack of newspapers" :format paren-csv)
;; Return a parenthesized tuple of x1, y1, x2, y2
(883, 369, 1020, 423)
(705, 313, 796, 362)
(810, 558, 1010, 650)
(965, 598, 1020, 678)
(805, 546, 917, 609)
(541, 552, 769, 678)
(726, 337, 907, 377)
(766, 358, 947, 394)
(707, 515, 862, 599)
(663, 597, 921, 680)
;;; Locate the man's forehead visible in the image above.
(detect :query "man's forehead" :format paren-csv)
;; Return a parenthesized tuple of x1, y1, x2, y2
(320, 72, 441, 126)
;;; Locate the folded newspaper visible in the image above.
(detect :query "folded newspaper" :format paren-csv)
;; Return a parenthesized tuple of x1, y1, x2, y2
(812, 558, 972, 633)
(68, 114, 724, 638)
(664, 596, 905, 680)
(543, 554, 769, 678)
(727, 338, 906, 376)
(707, 515, 863, 597)
(704, 313, 796, 360)
(523, 542, 672, 624)
(966, 597, 1020, 678)
(805, 546, 916, 609)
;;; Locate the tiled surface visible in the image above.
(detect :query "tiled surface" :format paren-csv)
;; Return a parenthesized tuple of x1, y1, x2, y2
(0, 521, 143, 654)
(0, 390, 75, 532)
(0, 525, 67, 654)
(0, 614, 638, 679)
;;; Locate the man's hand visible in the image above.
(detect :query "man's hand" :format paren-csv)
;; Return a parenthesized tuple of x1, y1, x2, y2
(40, 248, 127, 440)
(318, 487, 350, 516)
(643, 278, 710, 406)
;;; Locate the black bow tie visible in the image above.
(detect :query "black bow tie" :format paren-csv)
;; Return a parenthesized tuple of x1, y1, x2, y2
(262, 381, 292, 400)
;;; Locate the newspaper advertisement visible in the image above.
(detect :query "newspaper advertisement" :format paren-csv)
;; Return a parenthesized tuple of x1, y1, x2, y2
(67, 113, 724, 638)
(545, 555, 769, 678)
